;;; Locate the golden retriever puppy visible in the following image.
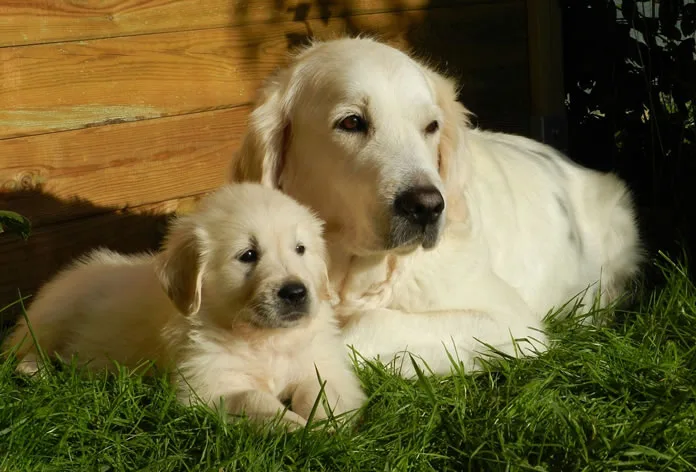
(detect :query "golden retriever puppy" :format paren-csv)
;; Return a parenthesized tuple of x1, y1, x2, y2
(3, 183, 366, 429)
(229, 37, 642, 377)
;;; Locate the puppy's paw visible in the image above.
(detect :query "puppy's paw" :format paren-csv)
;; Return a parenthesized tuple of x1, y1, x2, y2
(14, 353, 54, 380)
(227, 407, 308, 431)
(16, 359, 40, 375)
(292, 380, 366, 429)
(328, 385, 366, 421)
(275, 410, 308, 431)
(291, 383, 328, 422)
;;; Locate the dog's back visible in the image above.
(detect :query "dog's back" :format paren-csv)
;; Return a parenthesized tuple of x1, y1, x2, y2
(3, 249, 182, 373)
(464, 130, 641, 315)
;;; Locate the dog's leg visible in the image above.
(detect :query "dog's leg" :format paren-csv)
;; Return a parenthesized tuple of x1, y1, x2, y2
(291, 361, 366, 424)
(341, 307, 548, 378)
(223, 390, 307, 429)
(16, 352, 40, 375)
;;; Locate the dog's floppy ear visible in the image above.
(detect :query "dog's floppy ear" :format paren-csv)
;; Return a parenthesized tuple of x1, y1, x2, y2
(430, 72, 470, 181)
(230, 68, 292, 188)
(422, 66, 472, 222)
(155, 219, 207, 316)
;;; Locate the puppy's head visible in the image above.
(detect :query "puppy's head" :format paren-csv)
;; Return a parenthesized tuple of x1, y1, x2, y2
(155, 183, 329, 329)
(230, 37, 471, 256)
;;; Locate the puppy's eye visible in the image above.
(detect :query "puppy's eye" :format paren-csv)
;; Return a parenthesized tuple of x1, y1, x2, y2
(238, 249, 258, 264)
(296, 244, 306, 255)
(425, 120, 439, 134)
(337, 115, 368, 133)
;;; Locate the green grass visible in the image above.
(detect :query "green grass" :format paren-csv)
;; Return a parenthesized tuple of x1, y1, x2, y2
(1, 254, 695, 471)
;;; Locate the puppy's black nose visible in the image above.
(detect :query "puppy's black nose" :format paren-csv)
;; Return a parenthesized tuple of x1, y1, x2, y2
(277, 282, 307, 305)
(394, 186, 445, 226)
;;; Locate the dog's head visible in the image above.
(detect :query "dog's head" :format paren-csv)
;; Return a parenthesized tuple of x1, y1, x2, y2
(154, 183, 330, 329)
(230, 37, 471, 256)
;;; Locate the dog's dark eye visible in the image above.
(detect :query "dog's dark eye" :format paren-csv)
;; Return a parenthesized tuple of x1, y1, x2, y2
(238, 249, 258, 264)
(296, 244, 305, 255)
(425, 120, 439, 134)
(337, 115, 368, 133)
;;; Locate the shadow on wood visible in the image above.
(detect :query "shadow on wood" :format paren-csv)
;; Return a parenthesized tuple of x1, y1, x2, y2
(0, 189, 174, 329)
(227, 0, 533, 135)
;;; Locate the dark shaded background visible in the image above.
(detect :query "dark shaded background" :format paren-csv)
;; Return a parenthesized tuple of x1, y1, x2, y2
(560, 0, 695, 265)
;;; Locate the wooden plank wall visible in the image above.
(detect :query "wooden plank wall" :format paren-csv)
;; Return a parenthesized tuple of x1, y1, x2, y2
(0, 0, 531, 321)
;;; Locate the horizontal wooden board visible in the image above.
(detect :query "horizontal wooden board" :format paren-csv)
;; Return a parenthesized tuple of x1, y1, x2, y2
(0, 0, 513, 47)
(0, 2, 528, 139)
(0, 107, 247, 228)
(0, 194, 208, 324)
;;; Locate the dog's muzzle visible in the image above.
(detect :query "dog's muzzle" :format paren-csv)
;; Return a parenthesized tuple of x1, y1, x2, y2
(251, 279, 312, 328)
(389, 185, 445, 250)
(275, 280, 310, 323)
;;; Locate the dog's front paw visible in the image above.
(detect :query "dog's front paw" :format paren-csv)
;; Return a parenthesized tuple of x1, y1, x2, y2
(227, 406, 308, 431)
(274, 410, 308, 431)
(16, 358, 40, 375)
(292, 381, 366, 429)
(328, 384, 366, 421)
(291, 382, 328, 422)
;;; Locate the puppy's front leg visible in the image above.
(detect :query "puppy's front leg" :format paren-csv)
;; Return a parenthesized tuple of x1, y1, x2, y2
(292, 360, 366, 423)
(224, 390, 307, 429)
(292, 376, 341, 423)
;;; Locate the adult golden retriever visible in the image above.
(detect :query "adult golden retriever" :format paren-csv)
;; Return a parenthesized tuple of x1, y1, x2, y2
(4, 184, 365, 428)
(230, 37, 642, 376)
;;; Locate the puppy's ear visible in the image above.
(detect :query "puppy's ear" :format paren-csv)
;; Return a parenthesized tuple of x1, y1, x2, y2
(154, 219, 207, 316)
(422, 66, 472, 223)
(229, 68, 293, 188)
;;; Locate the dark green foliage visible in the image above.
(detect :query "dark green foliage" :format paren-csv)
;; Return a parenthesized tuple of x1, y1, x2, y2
(0, 211, 31, 240)
(561, 0, 696, 257)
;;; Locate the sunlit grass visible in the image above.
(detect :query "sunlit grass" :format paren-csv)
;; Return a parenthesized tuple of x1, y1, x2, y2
(1, 254, 694, 471)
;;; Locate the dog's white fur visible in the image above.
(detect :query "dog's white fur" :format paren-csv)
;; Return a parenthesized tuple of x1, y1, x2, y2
(3, 183, 366, 428)
(229, 37, 642, 376)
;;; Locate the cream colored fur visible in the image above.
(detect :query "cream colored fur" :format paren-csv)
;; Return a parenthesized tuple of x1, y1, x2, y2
(229, 37, 643, 377)
(3, 183, 366, 429)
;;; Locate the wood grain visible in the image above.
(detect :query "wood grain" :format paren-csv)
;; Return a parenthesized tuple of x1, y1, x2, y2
(0, 107, 247, 227)
(0, 0, 508, 47)
(0, 194, 208, 323)
(1, 1, 528, 228)
(0, 2, 528, 139)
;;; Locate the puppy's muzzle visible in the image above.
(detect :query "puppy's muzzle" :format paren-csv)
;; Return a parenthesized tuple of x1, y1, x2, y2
(276, 280, 310, 322)
(389, 185, 445, 250)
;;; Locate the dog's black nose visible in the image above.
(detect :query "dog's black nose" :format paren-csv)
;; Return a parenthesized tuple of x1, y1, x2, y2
(394, 186, 445, 226)
(277, 282, 307, 305)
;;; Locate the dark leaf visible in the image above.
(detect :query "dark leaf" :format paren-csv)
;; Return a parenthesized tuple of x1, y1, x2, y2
(0, 210, 32, 240)
(659, 0, 680, 35)
(676, 37, 696, 63)
(641, 17, 660, 41)
(622, 0, 636, 21)
(682, 4, 696, 36)
(662, 24, 683, 41)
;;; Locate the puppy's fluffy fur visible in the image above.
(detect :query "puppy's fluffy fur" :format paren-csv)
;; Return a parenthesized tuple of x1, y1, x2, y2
(3, 183, 365, 428)
(230, 37, 642, 376)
